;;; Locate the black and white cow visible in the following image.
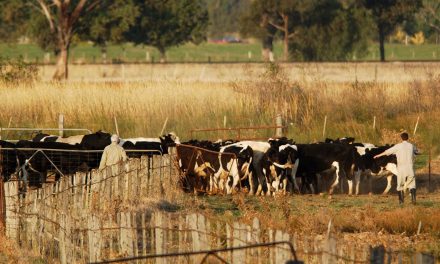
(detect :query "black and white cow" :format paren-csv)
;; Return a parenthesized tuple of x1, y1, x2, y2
(354, 145, 397, 195)
(120, 133, 180, 156)
(272, 143, 358, 195)
(33, 131, 112, 150)
(213, 144, 253, 194)
(221, 141, 273, 195)
(262, 138, 299, 195)
(176, 143, 253, 194)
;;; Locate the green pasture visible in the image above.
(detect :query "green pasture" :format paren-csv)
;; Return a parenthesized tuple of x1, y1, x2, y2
(1, 42, 440, 63)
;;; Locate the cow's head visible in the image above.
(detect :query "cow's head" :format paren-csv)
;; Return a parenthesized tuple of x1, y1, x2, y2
(267, 139, 298, 169)
(237, 146, 253, 176)
(160, 132, 180, 147)
(337, 137, 355, 144)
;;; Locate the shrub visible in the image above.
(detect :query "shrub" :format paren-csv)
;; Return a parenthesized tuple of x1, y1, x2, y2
(0, 57, 39, 84)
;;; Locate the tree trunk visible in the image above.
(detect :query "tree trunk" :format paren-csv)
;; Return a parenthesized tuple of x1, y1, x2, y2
(283, 33, 289, 62)
(262, 35, 274, 62)
(158, 47, 166, 63)
(283, 15, 289, 62)
(53, 44, 69, 80)
(379, 25, 385, 62)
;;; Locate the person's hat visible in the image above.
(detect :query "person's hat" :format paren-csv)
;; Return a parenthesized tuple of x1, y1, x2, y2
(111, 134, 119, 142)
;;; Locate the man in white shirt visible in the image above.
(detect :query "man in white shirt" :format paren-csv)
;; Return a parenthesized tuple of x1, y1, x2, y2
(374, 132, 417, 204)
(99, 134, 128, 173)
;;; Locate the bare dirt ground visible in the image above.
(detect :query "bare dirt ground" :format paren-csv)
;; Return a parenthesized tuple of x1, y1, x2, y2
(180, 164, 440, 259)
(0, 226, 43, 264)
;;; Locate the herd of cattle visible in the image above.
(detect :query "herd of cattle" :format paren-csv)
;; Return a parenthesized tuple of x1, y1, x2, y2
(176, 137, 399, 196)
(0, 130, 400, 196)
(0, 131, 179, 185)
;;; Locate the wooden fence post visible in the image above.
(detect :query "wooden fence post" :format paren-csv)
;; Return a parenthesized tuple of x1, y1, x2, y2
(370, 245, 387, 264)
(275, 114, 283, 137)
(59, 114, 64, 137)
(0, 170, 5, 231)
(322, 115, 328, 138)
(322, 236, 337, 264)
(416, 253, 435, 264)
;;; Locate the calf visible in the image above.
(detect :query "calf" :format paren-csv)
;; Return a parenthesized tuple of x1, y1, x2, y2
(355, 145, 397, 195)
(223, 141, 272, 195)
(121, 133, 180, 156)
(291, 143, 357, 195)
(213, 144, 253, 194)
(176, 143, 253, 194)
(261, 138, 299, 195)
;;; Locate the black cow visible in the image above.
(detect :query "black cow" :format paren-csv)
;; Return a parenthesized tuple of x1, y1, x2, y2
(324, 138, 398, 195)
(324, 137, 356, 145)
(32, 133, 58, 142)
(80, 131, 112, 150)
(0, 140, 18, 181)
(271, 143, 358, 195)
(354, 145, 397, 195)
(15, 140, 89, 185)
(121, 133, 180, 157)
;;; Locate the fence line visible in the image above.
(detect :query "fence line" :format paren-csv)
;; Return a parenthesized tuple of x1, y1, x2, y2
(2, 151, 436, 263)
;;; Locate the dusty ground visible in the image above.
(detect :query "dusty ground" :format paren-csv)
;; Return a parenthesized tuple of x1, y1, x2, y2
(178, 168, 440, 259)
(0, 226, 43, 264)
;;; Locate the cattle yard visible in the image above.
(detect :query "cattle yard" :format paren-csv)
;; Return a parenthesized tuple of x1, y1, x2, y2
(0, 129, 440, 263)
(1, 63, 440, 263)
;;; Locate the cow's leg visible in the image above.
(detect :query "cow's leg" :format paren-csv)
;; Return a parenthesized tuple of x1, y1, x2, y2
(329, 161, 340, 195)
(248, 172, 255, 195)
(225, 175, 234, 194)
(383, 175, 393, 195)
(290, 160, 300, 193)
(383, 163, 397, 195)
(354, 170, 361, 195)
(347, 179, 353, 196)
(282, 176, 288, 195)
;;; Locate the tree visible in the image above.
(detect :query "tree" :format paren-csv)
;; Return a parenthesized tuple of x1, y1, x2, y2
(0, 0, 28, 42)
(31, 0, 104, 80)
(127, 0, 209, 62)
(242, 0, 305, 61)
(206, 0, 251, 38)
(290, 0, 372, 61)
(364, 0, 422, 61)
(421, 0, 440, 37)
(80, 0, 139, 60)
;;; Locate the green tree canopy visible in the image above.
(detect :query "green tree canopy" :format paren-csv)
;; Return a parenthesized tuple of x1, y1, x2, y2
(364, 0, 422, 61)
(206, 0, 250, 38)
(290, 0, 372, 61)
(0, 0, 28, 42)
(126, 0, 209, 62)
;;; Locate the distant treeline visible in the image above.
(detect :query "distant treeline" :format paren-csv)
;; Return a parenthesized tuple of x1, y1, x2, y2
(0, 0, 439, 79)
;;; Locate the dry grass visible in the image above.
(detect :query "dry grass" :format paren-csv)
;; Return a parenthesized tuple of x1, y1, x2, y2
(1, 66, 440, 150)
(182, 191, 440, 257)
(0, 225, 43, 263)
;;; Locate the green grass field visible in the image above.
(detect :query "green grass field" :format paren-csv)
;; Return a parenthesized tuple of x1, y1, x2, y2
(1, 42, 440, 63)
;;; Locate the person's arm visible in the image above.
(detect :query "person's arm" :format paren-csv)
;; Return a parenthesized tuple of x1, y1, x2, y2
(99, 149, 108, 170)
(413, 145, 419, 155)
(374, 144, 398, 159)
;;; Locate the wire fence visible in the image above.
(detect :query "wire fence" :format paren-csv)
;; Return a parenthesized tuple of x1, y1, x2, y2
(1, 150, 437, 263)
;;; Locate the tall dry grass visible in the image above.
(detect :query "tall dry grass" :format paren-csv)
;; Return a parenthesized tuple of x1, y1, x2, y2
(0, 63, 439, 151)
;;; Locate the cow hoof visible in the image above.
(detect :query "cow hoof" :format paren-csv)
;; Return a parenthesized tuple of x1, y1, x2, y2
(328, 195, 333, 200)
(368, 192, 373, 196)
